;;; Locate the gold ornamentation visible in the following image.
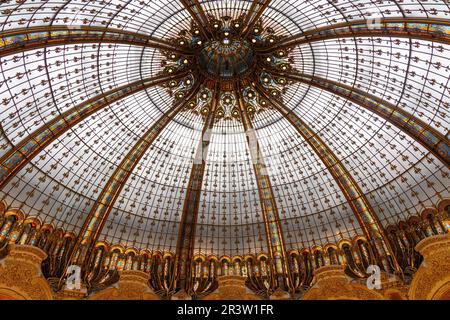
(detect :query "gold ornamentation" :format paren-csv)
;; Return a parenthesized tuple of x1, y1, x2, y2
(202, 275, 260, 300)
(302, 265, 385, 300)
(0, 244, 53, 300)
(408, 233, 450, 300)
(89, 270, 159, 300)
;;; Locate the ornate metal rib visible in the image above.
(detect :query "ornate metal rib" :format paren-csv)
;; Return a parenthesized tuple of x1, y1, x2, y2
(236, 84, 289, 280)
(80, 80, 202, 247)
(254, 82, 400, 271)
(0, 70, 190, 189)
(241, 0, 272, 38)
(268, 69, 450, 169)
(257, 18, 450, 53)
(0, 26, 192, 57)
(175, 86, 219, 292)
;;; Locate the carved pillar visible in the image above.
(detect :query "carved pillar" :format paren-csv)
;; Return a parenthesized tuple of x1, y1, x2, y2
(89, 270, 159, 300)
(302, 265, 384, 300)
(0, 244, 53, 299)
(203, 275, 260, 300)
(408, 233, 450, 300)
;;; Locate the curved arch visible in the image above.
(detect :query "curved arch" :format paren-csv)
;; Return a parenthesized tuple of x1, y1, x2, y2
(64, 233, 77, 241)
(219, 255, 232, 263)
(23, 217, 42, 230)
(257, 18, 450, 53)
(0, 26, 192, 57)
(163, 251, 175, 259)
(40, 224, 55, 233)
(431, 282, 450, 300)
(110, 244, 125, 253)
(94, 241, 110, 251)
(351, 235, 368, 245)
(0, 287, 28, 300)
(193, 254, 206, 262)
(139, 249, 152, 257)
(231, 255, 244, 263)
(3, 209, 25, 221)
(151, 251, 164, 260)
(207, 255, 220, 262)
(337, 240, 352, 251)
(124, 248, 139, 256)
(421, 208, 438, 220)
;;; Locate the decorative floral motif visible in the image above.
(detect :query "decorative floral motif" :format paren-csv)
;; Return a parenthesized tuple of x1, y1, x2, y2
(408, 234, 450, 300)
(0, 245, 53, 300)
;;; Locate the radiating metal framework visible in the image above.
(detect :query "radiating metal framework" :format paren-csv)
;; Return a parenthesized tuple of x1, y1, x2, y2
(79, 80, 202, 249)
(175, 85, 219, 291)
(236, 84, 289, 279)
(268, 69, 450, 169)
(257, 18, 450, 53)
(241, 0, 272, 38)
(0, 70, 190, 189)
(0, 26, 192, 57)
(255, 82, 399, 271)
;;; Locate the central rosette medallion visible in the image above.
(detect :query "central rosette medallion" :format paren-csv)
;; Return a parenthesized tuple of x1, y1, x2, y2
(198, 38, 255, 80)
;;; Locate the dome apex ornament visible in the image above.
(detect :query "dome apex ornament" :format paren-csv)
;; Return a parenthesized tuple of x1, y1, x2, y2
(198, 39, 255, 80)
(159, 15, 296, 122)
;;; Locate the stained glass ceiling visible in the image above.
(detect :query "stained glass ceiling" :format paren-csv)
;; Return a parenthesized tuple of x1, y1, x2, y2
(0, 0, 449, 259)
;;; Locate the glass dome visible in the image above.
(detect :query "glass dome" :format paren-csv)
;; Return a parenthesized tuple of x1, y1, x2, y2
(0, 0, 448, 263)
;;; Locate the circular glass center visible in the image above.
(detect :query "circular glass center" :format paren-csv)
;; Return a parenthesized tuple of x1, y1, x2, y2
(198, 39, 254, 79)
